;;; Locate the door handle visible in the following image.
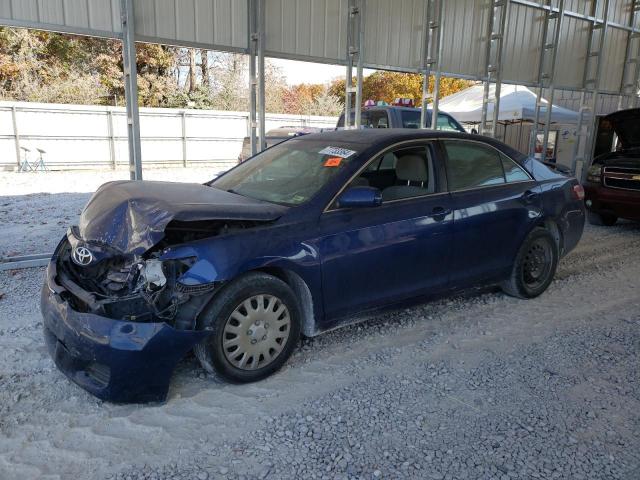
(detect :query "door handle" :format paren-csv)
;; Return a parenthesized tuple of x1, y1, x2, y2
(429, 206, 452, 220)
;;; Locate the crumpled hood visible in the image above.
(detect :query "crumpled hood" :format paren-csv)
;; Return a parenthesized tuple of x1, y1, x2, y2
(78, 180, 287, 255)
(605, 108, 640, 150)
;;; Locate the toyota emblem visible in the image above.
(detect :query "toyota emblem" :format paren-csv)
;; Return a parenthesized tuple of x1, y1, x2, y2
(72, 246, 94, 266)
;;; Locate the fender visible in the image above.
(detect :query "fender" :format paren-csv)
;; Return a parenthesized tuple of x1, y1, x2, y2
(160, 234, 325, 328)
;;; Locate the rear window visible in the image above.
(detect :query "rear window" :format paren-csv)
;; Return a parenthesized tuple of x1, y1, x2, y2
(443, 141, 505, 190)
(401, 110, 422, 128)
(338, 111, 389, 128)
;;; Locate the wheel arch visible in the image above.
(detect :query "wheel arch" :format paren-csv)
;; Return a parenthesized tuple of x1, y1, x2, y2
(253, 266, 318, 338)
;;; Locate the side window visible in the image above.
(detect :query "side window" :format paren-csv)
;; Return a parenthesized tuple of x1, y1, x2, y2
(443, 141, 506, 191)
(501, 154, 530, 182)
(352, 145, 437, 202)
(437, 114, 462, 132)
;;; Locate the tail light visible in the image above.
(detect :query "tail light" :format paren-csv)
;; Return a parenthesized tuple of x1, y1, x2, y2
(571, 184, 585, 201)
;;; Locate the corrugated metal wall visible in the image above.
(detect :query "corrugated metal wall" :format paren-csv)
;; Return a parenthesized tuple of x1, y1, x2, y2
(0, 0, 122, 36)
(134, 0, 248, 50)
(0, 0, 637, 95)
(265, 0, 347, 62)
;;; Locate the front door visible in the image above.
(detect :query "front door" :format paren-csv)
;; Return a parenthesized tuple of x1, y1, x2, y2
(316, 142, 454, 320)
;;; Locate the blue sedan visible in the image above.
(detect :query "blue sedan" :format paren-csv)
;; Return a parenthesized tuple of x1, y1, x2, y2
(41, 129, 585, 402)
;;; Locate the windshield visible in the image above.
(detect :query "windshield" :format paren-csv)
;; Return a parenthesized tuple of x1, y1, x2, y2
(212, 139, 360, 205)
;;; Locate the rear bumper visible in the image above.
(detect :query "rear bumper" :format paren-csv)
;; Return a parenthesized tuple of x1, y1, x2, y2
(560, 207, 585, 256)
(584, 183, 640, 221)
(41, 260, 209, 403)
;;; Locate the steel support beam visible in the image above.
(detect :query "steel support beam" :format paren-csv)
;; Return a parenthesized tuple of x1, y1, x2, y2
(480, 0, 510, 138)
(345, 0, 363, 129)
(354, 0, 365, 129)
(248, 0, 258, 156)
(120, 0, 142, 180)
(257, 0, 266, 151)
(430, 1, 445, 130)
(541, 4, 564, 163)
(571, 0, 609, 177)
(420, 0, 435, 129)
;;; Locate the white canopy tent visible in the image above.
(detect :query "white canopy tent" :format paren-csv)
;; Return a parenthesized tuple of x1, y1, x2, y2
(439, 84, 579, 125)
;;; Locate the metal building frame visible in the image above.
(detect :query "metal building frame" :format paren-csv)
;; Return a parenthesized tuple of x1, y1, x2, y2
(344, 0, 364, 129)
(529, 0, 565, 158)
(479, 0, 510, 139)
(571, 0, 610, 177)
(1, 0, 639, 179)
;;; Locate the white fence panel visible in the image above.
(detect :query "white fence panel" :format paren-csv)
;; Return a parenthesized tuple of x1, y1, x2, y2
(0, 101, 338, 171)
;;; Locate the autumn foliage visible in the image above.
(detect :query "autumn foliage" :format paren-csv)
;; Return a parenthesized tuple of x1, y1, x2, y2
(329, 71, 472, 106)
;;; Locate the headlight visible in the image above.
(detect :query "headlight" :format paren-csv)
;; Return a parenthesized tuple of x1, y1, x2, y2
(142, 259, 166, 289)
(587, 164, 602, 183)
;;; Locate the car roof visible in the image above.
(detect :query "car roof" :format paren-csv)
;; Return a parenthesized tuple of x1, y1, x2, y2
(289, 128, 528, 163)
(363, 106, 431, 112)
(297, 128, 469, 144)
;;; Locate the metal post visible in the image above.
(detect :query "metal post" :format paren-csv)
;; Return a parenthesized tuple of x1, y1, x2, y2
(257, 0, 266, 151)
(248, 0, 257, 156)
(430, 0, 444, 130)
(120, 0, 142, 180)
(181, 110, 187, 167)
(354, 0, 364, 129)
(106, 109, 117, 169)
(480, 0, 510, 138)
(344, 0, 357, 129)
(530, 2, 551, 156)
(11, 106, 21, 169)
(541, 0, 565, 160)
(491, 0, 509, 139)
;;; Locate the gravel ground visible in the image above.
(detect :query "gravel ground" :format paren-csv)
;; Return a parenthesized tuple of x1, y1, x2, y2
(0, 175, 639, 479)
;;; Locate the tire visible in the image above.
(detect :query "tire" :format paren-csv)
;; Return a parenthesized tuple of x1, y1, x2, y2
(193, 272, 301, 383)
(501, 227, 559, 299)
(587, 211, 617, 226)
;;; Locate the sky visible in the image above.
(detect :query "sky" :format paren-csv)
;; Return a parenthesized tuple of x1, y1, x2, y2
(270, 57, 375, 85)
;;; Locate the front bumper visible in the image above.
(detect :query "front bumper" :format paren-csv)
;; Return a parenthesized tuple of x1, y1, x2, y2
(41, 260, 210, 403)
(584, 183, 640, 221)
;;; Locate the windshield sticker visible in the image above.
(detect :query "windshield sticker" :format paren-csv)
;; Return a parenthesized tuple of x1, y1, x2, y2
(324, 157, 343, 167)
(319, 146, 356, 158)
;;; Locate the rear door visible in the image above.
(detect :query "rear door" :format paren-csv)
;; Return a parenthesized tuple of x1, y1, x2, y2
(317, 141, 454, 320)
(441, 139, 542, 285)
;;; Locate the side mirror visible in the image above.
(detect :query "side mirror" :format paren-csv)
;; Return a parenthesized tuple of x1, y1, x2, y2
(335, 186, 382, 209)
(471, 128, 478, 135)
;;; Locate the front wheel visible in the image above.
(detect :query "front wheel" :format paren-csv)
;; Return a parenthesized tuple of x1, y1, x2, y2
(194, 272, 301, 383)
(501, 227, 558, 299)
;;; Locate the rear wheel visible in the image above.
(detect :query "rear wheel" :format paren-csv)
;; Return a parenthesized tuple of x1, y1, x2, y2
(587, 211, 617, 226)
(501, 228, 558, 299)
(194, 272, 301, 383)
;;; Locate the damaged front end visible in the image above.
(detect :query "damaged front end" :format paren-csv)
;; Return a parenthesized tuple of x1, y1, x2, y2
(41, 180, 285, 403)
(57, 226, 218, 330)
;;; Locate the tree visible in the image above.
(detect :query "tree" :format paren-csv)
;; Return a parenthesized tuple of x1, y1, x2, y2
(328, 70, 472, 107)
